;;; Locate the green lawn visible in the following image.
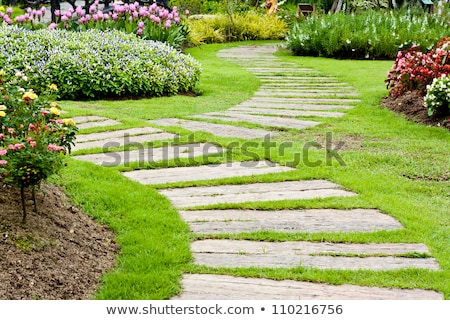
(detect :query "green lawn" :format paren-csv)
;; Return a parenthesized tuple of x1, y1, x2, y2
(55, 41, 449, 299)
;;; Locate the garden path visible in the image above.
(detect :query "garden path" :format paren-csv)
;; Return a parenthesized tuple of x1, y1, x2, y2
(71, 44, 443, 299)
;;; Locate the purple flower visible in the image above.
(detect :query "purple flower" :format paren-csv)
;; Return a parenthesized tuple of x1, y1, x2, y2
(138, 21, 144, 28)
(76, 6, 83, 16)
(6, 7, 13, 15)
(112, 13, 118, 20)
(137, 28, 143, 35)
(48, 23, 58, 30)
(54, 10, 60, 17)
(164, 20, 171, 29)
(61, 15, 68, 22)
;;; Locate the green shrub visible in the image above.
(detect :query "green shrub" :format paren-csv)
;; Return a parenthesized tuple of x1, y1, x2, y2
(187, 10, 287, 45)
(285, 9, 450, 59)
(0, 25, 202, 100)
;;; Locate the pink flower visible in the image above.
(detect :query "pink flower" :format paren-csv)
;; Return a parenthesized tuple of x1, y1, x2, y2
(0, 133, 4, 140)
(47, 144, 65, 152)
(48, 23, 58, 30)
(7, 128, 14, 135)
(0, 148, 7, 156)
(54, 10, 60, 17)
(6, 7, 13, 15)
(8, 143, 26, 150)
(138, 21, 144, 28)
(0, 160, 7, 165)
(28, 123, 37, 131)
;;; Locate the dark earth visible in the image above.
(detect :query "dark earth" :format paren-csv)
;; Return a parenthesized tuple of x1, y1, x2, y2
(0, 91, 447, 300)
(0, 181, 120, 300)
(382, 91, 450, 131)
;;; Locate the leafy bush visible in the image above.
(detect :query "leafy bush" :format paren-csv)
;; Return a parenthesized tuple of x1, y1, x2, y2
(0, 25, 202, 100)
(187, 10, 287, 45)
(285, 9, 450, 59)
(0, 70, 78, 222)
(424, 75, 450, 116)
(386, 38, 450, 98)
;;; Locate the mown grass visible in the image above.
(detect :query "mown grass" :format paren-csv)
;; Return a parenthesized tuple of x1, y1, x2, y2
(54, 41, 449, 299)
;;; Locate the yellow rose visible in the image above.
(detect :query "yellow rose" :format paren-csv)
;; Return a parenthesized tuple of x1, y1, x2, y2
(50, 107, 61, 116)
(48, 84, 58, 91)
(22, 90, 38, 101)
(0, 111, 6, 117)
(0, 70, 4, 76)
(0, 105, 6, 111)
(50, 102, 59, 108)
(62, 118, 76, 126)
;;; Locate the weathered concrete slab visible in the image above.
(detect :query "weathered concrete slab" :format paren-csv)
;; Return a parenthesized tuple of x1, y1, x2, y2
(259, 82, 351, 87)
(254, 90, 359, 97)
(159, 180, 356, 208)
(191, 240, 440, 271)
(72, 143, 224, 166)
(149, 118, 273, 139)
(245, 67, 314, 73)
(172, 274, 443, 300)
(237, 101, 354, 110)
(193, 112, 320, 130)
(246, 97, 361, 103)
(122, 160, 294, 185)
(180, 208, 404, 233)
(73, 132, 177, 151)
(76, 119, 122, 129)
(259, 87, 357, 94)
(76, 127, 163, 142)
(71, 115, 108, 123)
(228, 107, 346, 118)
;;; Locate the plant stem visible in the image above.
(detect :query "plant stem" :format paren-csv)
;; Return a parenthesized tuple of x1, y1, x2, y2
(20, 185, 27, 224)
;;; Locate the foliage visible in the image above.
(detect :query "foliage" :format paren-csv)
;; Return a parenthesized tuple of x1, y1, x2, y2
(285, 9, 450, 59)
(0, 25, 202, 100)
(0, 70, 78, 222)
(386, 38, 450, 98)
(187, 10, 287, 45)
(424, 74, 450, 116)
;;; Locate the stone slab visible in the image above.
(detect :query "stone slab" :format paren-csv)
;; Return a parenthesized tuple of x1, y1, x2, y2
(73, 132, 177, 151)
(72, 143, 224, 166)
(259, 82, 350, 87)
(254, 91, 359, 97)
(180, 208, 404, 233)
(259, 87, 357, 93)
(122, 160, 294, 185)
(237, 101, 354, 110)
(71, 115, 108, 123)
(193, 113, 320, 130)
(246, 97, 361, 103)
(191, 240, 440, 271)
(76, 127, 163, 142)
(159, 180, 356, 208)
(228, 107, 346, 118)
(76, 119, 122, 129)
(172, 274, 443, 300)
(245, 67, 314, 73)
(149, 118, 273, 139)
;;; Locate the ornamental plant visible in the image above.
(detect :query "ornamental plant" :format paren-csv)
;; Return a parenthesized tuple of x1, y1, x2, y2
(0, 25, 201, 100)
(386, 38, 450, 98)
(12, 1, 188, 49)
(424, 74, 450, 117)
(0, 70, 78, 223)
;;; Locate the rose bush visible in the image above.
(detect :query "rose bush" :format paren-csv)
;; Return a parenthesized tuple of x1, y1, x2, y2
(0, 70, 77, 223)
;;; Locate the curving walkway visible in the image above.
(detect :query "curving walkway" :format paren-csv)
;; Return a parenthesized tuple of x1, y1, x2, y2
(71, 44, 443, 299)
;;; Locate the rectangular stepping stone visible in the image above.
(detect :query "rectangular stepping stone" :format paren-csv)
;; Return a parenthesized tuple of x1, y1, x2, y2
(180, 208, 404, 233)
(254, 91, 359, 97)
(191, 240, 440, 271)
(72, 143, 224, 166)
(76, 119, 122, 129)
(76, 127, 163, 143)
(71, 115, 108, 123)
(122, 160, 294, 185)
(73, 132, 177, 151)
(149, 118, 273, 139)
(245, 67, 314, 72)
(247, 97, 361, 103)
(194, 112, 320, 130)
(228, 107, 346, 118)
(238, 101, 354, 110)
(159, 180, 356, 208)
(172, 274, 443, 300)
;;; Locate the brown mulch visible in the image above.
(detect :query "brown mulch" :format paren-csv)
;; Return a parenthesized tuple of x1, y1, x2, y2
(0, 181, 120, 300)
(382, 91, 450, 131)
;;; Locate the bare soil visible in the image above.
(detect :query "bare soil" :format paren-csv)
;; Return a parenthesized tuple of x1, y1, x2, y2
(0, 181, 120, 300)
(382, 91, 450, 131)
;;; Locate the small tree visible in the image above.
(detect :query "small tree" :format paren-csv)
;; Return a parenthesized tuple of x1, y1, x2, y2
(0, 70, 78, 223)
